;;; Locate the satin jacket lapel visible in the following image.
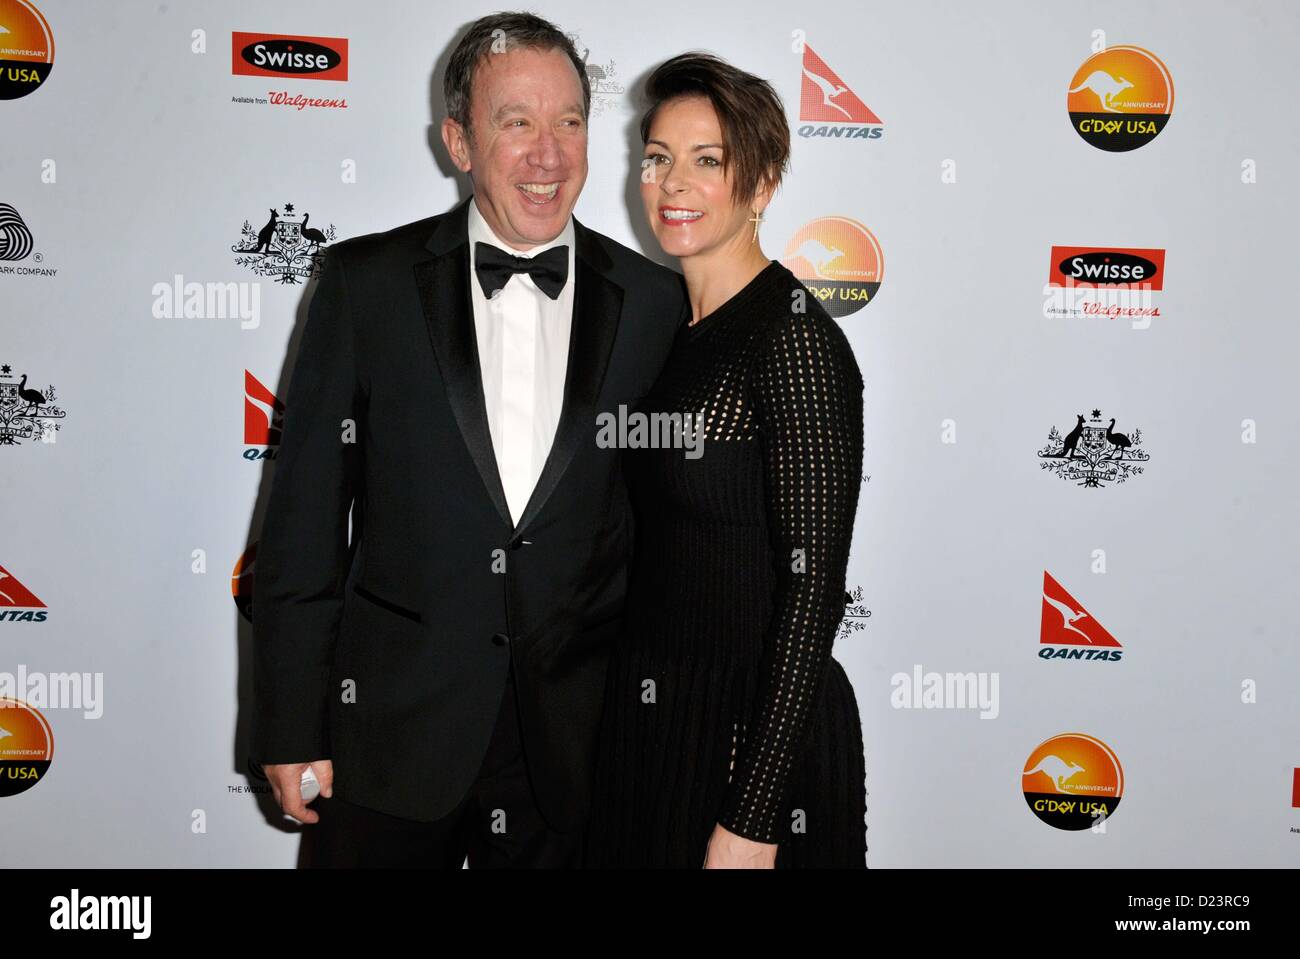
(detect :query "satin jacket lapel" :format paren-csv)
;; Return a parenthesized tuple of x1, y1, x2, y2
(413, 199, 624, 536)
(511, 217, 623, 535)
(414, 196, 513, 529)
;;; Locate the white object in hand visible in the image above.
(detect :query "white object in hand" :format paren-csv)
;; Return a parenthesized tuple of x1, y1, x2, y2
(300, 766, 320, 803)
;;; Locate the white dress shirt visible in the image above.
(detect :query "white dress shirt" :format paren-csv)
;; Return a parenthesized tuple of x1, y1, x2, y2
(466, 195, 576, 527)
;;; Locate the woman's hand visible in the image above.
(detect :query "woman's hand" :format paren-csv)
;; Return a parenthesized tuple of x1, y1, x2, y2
(703, 822, 777, 868)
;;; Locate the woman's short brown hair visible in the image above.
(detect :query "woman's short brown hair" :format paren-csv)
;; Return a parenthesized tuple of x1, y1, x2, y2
(639, 52, 790, 208)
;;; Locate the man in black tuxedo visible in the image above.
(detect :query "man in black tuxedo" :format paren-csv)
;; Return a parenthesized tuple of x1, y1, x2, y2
(249, 12, 686, 867)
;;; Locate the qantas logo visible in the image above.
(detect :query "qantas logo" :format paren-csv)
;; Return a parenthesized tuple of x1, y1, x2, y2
(796, 41, 882, 140)
(1039, 571, 1122, 661)
(0, 564, 48, 622)
(244, 370, 284, 450)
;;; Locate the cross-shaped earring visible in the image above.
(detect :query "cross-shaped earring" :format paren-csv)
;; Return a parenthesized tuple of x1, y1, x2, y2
(748, 210, 764, 243)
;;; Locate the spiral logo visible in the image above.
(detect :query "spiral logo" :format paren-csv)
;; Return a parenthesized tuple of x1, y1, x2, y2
(0, 204, 35, 261)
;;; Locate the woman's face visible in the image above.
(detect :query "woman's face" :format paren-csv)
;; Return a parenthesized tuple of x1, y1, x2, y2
(640, 95, 757, 260)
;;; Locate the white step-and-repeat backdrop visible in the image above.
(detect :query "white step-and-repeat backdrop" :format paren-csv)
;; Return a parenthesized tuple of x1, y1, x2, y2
(3, 0, 1298, 866)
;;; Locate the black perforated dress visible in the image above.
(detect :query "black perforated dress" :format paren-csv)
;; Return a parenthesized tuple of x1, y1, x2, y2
(585, 259, 867, 868)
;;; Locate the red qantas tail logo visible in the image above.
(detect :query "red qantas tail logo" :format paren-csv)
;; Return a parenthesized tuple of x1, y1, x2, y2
(0, 565, 45, 608)
(244, 371, 284, 446)
(1040, 571, 1120, 647)
(799, 44, 881, 123)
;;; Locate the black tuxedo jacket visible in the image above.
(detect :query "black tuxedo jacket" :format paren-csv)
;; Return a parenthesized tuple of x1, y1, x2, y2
(250, 195, 686, 830)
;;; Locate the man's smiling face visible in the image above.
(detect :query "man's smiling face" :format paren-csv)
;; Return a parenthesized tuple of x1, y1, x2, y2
(442, 45, 588, 250)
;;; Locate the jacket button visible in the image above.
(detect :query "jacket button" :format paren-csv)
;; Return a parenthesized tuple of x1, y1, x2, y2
(509, 536, 525, 551)
(491, 633, 509, 646)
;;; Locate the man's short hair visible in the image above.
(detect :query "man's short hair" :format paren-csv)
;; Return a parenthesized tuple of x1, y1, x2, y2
(444, 12, 591, 142)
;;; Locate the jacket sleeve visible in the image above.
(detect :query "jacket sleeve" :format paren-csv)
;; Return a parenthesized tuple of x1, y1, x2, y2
(249, 246, 365, 764)
(714, 308, 864, 844)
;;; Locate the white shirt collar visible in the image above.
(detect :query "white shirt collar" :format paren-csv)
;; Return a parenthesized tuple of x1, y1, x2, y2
(467, 193, 575, 261)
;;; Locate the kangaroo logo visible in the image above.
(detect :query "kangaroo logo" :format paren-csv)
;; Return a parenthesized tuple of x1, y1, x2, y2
(1022, 733, 1124, 830)
(1043, 593, 1091, 642)
(1067, 46, 1173, 152)
(1023, 755, 1086, 793)
(803, 64, 852, 120)
(797, 43, 881, 126)
(1067, 70, 1134, 112)
(791, 238, 845, 279)
(781, 216, 882, 319)
(1040, 571, 1121, 652)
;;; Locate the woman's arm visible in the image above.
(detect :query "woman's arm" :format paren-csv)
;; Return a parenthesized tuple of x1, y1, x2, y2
(714, 306, 864, 846)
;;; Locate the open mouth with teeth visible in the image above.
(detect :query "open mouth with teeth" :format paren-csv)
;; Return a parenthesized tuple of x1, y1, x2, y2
(518, 182, 561, 205)
(659, 207, 704, 225)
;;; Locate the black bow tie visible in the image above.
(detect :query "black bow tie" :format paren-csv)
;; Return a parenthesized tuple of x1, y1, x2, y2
(474, 241, 569, 300)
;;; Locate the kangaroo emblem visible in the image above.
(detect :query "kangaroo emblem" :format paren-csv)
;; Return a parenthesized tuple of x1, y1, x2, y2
(1058, 414, 1085, 459)
(1068, 71, 1134, 113)
(792, 238, 845, 279)
(240, 208, 279, 254)
(802, 66, 852, 120)
(1024, 755, 1086, 793)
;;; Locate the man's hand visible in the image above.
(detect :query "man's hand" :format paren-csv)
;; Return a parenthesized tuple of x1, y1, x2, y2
(264, 760, 333, 824)
(703, 822, 777, 868)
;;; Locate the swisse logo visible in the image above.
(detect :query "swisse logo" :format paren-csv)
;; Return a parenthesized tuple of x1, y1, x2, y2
(1049, 246, 1165, 290)
(244, 40, 337, 73)
(231, 32, 348, 81)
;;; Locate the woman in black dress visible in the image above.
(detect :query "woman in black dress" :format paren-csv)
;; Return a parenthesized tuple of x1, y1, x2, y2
(585, 53, 867, 868)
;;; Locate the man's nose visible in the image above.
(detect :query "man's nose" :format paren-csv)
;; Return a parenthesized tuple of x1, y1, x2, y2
(527, 127, 563, 168)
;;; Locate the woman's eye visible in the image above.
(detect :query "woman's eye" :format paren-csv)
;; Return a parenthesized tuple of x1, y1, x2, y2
(699, 156, 720, 167)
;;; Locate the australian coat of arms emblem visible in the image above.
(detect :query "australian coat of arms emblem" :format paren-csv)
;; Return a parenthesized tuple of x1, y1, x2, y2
(232, 202, 335, 284)
(1037, 408, 1149, 488)
(0, 364, 65, 446)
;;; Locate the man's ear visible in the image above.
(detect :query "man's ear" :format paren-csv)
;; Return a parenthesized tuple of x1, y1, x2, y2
(441, 117, 472, 173)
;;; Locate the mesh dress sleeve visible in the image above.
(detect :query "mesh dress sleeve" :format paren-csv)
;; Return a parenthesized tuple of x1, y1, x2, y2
(715, 307, 865, 845)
